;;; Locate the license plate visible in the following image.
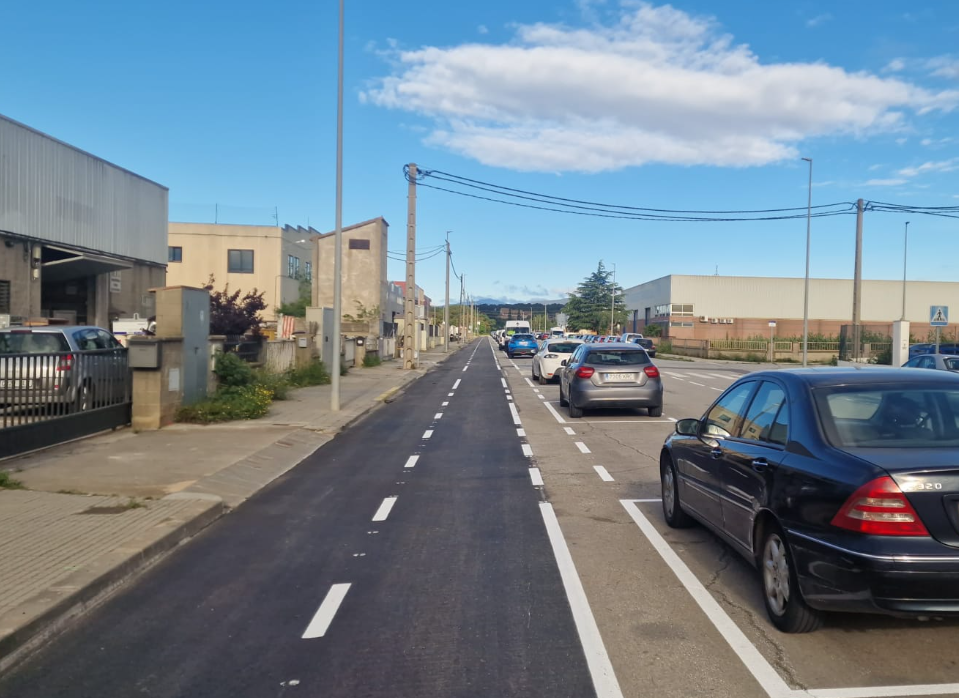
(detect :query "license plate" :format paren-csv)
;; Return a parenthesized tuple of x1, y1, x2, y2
(604, 373, 635, 382)
(0, 379, 33, 389)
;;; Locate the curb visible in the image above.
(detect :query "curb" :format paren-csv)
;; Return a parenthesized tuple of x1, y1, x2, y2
(0, 498, 226, 674)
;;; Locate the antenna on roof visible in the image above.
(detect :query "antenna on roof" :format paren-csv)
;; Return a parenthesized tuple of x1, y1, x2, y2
(714, 265, 719, 276)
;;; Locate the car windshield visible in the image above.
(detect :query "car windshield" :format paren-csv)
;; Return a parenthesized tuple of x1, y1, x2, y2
(584, 350, 650, 366)
(0, 332, 70, 354)
(547, 342, 579, 353)
(814, 386, 959, 448)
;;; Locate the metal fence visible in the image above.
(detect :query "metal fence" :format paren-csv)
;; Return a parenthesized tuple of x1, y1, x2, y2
(0, 349, 131, 459)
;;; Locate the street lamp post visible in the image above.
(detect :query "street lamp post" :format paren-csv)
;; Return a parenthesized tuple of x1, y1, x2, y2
(902, 221, 910, 320)
(801, 157, 812, 367)
(330, 0, 345, 411)
(609, 263, 617, 336)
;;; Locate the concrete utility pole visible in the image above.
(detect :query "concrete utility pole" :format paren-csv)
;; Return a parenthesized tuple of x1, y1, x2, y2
(901, 221, 910, 320)
(801, 157, 812, 368)
(444, 231, 451, 352)
(609, 263, 617, 336)
(330, 0, 345, 411)
(404, 164, 417, 369)
(851, 198, 864, 362)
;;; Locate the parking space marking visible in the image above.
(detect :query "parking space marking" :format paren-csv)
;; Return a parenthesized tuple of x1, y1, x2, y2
(575, 442, 591, 454)
(530, 468, 544, 486)
(689, 381, 706, 387)
(661, 371, 687, 378)
(302, 583, 351, 639)
(540, 503, 624, 698)
(620, 499, 959, 698)
(538, 394, 546, 400)
(403, 455, 419, 469)
(522, 444, 534, 457)
(686, 372, 721, 380)
(544, 401, 567, 424)
(564, 427, 575, 435)
(593, 466, 614, 482)
(710, 387, 723, 392)
(525, 378, 535, 387)
(709, 373, 734, 380)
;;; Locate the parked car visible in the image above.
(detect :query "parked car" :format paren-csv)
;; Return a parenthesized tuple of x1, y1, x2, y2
(619, 332, 645, 343)
(559, 342, 663, 418)
(532, 338, 583, 385)
(910, 343, 959, 358)
(631, 337, 657, 358)
(0, 326, 126, 412)
(902, 354, 959, 371)
(506, 333, 539, 359)
(661, 367, 959, 633)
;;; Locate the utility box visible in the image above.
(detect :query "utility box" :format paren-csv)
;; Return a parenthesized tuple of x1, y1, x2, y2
(128, 340, 161, 369)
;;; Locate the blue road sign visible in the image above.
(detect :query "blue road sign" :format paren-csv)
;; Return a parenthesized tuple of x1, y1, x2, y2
(931, 306, 949, 326)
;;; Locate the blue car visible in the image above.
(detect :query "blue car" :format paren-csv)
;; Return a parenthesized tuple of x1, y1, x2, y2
(910, 343, 959, 359)
(506, 333, 539, 358)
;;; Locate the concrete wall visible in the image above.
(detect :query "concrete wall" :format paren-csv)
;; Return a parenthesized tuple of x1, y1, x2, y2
(167, 222, 312, 317)
(0, 235, 39, 319)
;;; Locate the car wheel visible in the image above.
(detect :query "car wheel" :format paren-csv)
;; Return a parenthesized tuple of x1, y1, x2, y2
(661, 453, 694, 528)
(532, 365, 538, 380)
(760, 524, 823, 633)
(76, 382, 95, 412)
(567, 391, 583, 418)
(559, 383, 568, 407)
(648, 405, 663, 417)
(507, 352, 512, 359)
(538, 372, 548, 385)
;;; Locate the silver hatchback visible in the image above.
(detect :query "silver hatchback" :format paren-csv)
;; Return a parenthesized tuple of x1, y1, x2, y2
(559, 342, 663, 418)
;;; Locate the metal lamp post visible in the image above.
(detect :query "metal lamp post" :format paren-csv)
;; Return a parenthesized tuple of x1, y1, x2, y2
(330, 0, 345, 411)
(901, 221, 910, 320)
(801, 157, 812, 367)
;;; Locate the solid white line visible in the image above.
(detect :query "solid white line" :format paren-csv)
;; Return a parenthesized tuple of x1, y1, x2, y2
(689, 381, 706, 387)
(530, 468, 544, 486)
(509, 403, 522, 425)
(302, 583, 351, 639)
(452, 379, 461, 389)
(544, 400, 567, 424)
(434, 413, 443, 420)
(593, 466, 614, 482)
(539, 503, 623, 698)
(581, 420, 675, 424)
(404, 455, 419, 469)
(575, 441, 591, 454)
(806, 685, 959, 697)
(525, 377, 535, 387)
(422, 430, 433, 439)
(501, 377, 507, 388)
(517, 428, 526, 437)
(564, 427, 575, 435)
(372, 496, 398, 522)
(619, 500, 792, 698)
(442, 401, 449, 406)
(522, 444, 534, 457)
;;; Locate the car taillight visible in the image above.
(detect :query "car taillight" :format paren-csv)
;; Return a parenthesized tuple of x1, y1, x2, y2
(56, 354, 74, 372)
(643, 366, 660, 378)
(831, 476, 928, 536)
(575, 366, 595, 379)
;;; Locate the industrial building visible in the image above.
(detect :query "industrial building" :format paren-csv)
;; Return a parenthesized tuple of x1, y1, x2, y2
(166, 222, 314, 317)
(0, 114, 168, 326)
(623, 274, 959, 340)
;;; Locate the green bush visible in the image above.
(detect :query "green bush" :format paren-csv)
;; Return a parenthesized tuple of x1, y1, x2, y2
(214, 352, 255, 388)
(657, 340, 673, 354)
(287, 360, 331, 387)
(362, 353, 382, 368)
(0, 471, 25, 490)
(254, 370, 290, 400)
(176, 384, 273, 423)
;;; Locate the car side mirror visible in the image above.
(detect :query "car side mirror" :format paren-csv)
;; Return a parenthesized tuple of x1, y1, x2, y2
(675, 418, 700, 436)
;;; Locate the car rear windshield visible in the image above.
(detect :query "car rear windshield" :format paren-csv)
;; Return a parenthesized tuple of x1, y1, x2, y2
(0, 331, 70, 354)
(547, 342, 579, 353)
(814, 386, 959, 448)
(511, 334, 534, 341)
(584, 350, 650, 366)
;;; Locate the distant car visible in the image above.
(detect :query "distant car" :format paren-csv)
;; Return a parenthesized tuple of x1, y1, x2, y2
(619, 332, 645, 343)
(559, 342, 663, 418)
(902, 354, 959, 371)
(662, 367, 959, 633)
(506, 333, 539, 359)
(631, 337, 657, 358)
(910, 343, 959, 358)
(532, 338, 583, 385)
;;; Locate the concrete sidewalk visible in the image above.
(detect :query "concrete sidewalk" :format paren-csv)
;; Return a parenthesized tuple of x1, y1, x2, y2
(0, 342, 468, 671)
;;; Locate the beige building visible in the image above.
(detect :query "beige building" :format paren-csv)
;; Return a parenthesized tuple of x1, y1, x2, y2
(312, 217, 389, 337)
(166, 222, 313, 317)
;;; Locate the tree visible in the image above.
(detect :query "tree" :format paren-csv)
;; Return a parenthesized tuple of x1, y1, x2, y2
(205, 275, 267, 336)
(277, 278, 312, 318)
(562, 261, 628, 333)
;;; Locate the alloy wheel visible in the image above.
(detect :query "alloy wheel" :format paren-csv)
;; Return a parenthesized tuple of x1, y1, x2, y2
(763, 534, 790, 617)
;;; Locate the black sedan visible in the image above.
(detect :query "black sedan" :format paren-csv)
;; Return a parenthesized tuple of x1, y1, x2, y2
(661, 367, 959, 633)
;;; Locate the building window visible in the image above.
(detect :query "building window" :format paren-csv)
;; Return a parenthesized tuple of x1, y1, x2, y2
(349, 238, 371, 250)
(228, 249, 255, 273)
(288, 255, 300, 279)
(305, 261, 312, 282)
(168, 246, 182, 262)
(669, 321, 693, 328)
(0, 280, 9, 314)
(671, 304, 694, 316)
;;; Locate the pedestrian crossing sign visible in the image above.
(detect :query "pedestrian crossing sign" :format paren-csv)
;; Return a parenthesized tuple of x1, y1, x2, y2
(930, 306, 949, 326)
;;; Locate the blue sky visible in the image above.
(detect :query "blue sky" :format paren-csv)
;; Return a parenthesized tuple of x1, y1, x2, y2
(3, 1, 958, 303)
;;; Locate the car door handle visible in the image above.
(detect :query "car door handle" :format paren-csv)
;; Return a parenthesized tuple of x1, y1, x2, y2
(710, 448, 723, 459)
(751, 458, 769, 472)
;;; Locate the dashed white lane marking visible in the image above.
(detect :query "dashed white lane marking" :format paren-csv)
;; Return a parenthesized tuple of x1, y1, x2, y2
(433, 413, 443, 420)
(462, 366, 468, 372)
(509, 403, 522, 425)
(710, 387, 723, 392)
(689, 382, 705, 387)
(529, 468, 544, 486)
(517, 428, 526, 437)
(564, 427, 575, 435)
(525, 377, 535, 387)
(575, 441, 591, 454)
(452, 379, 461, 389)
(544, 400, 567, 424)
(661, 371, 686, 378)
(540, 503, 623, 698)
(404, 455, 419, 469)
(422, 430, 433, 439)
(533, 389, 541, 393)
(686, 372, 720, 380)
(538, 395, 546, 400)
(372, 496, 397, 522)
(442, 401, 449, 406)
(302, 583, 351, 639)
(501, 378, 508, 388)
(448, 392, 454, 397)
(522, 444, 534, 457)
(593, 466, 614, 482)
(709, 373, 734, 380)
(507, 395, 514, 401)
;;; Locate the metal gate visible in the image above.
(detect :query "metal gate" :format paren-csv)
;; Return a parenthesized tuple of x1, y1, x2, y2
(0, 348, 131, 460)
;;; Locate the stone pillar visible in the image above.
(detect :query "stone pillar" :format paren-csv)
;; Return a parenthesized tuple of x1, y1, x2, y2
(892, 320, 910, 368)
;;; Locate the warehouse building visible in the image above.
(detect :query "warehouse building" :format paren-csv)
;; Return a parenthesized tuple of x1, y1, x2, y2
(622, 274, 959, 340)
(0, 114, 168, 327)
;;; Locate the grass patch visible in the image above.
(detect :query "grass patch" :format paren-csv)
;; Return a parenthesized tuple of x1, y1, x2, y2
(362, 353, 382, 368)
(176, 384, 273, 424)
(124, 498, 146, 510)
(287, 360, 332, 387)
(0, 471, 25, 490)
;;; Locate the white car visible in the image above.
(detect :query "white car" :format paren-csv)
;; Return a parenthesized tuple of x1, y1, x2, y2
(532, 338, 584, 385)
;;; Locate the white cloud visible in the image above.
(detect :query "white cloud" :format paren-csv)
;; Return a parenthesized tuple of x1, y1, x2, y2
(363, 2, 959, 173)
(868, 163, 883, 171)
(921, 138, 933, 146)
(929, 57, 959, 79)
(478, 25, 489, 35)
(896, 137, 908, 145)
(865, 178, 908, 186)
(898, 158, 959, 177)
(884, 58, 906, 73)
(806, 13, 832, 28)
